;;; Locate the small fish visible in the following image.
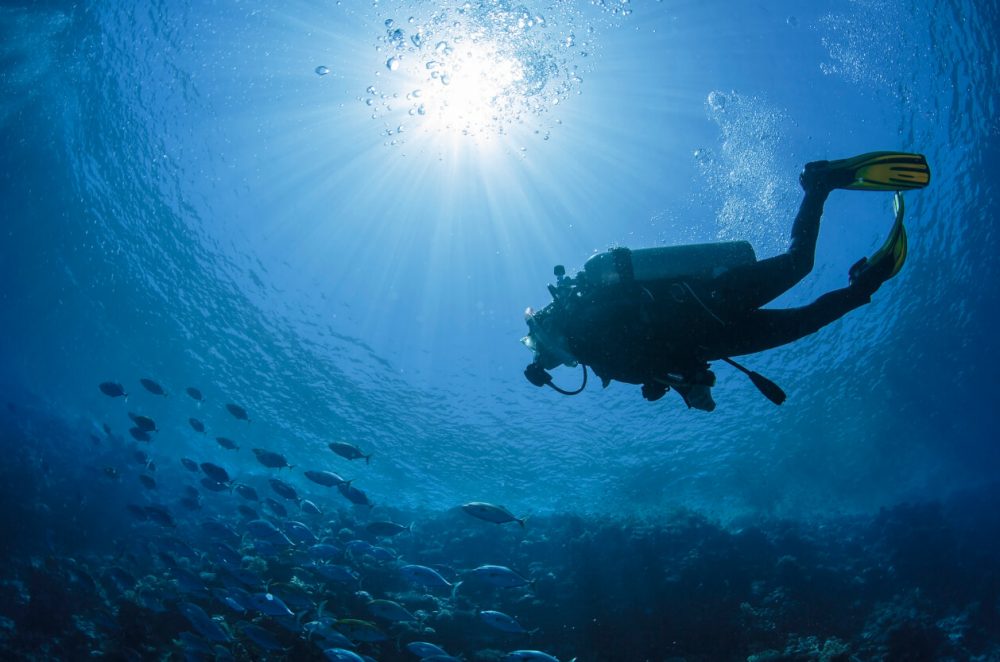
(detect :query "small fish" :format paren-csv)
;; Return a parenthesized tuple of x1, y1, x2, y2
(248, 592, 294, 617)
(324, 649, 365, 662)
(245, 519, 294, 546)
(125, 504, 148, 521)
(138, 474, 157, 490)
(299, 499, 322, 515)
(400, 564, 452, 589)
(263, 497, 288, 517)
(407, 642, 451, 659)
(186, 387, 203, 401)
(225, 403, 249, 421)
(103, 466, 120, 479)
(305, 470, 350, 487)
(216, 436, 239, 451)
(253, 448, 292, 469)
(370, 545, 397, 563)
(462, 502, 526, 527)
(234, 484, 259, 501)
(99, 381, 128, 399)
(214, 587, 249, 613)
(346, 540, 375, 558)
(328, 441, 371, 464)
(503, 652, 563, 662)
(237, 505, 259, 519)
(480, 610, 529, 633)
(269, 478, 298, 501)
(178, 602, 230, 643)
(337, 482, 373, 508)
(364, 521, 410, 537)
(284, 521, 318, 545)
(128, 412, 157, 432)
(133, 450, 150, 465)
(129, 427, 151, 442)
(189, 418, 205, 433)
(269, 582, 314, 611)
(468, 565, 532, 588)
(180, 496, 202, 511)
(180, 457, 199, 472)
(367, 599, 415, 622)
(311, 564, 359, 584)
(304, 618, 352, 646)
(140, 378, 167, 396)
(200, 462, 231, 484)
(89, 433, 101, 446)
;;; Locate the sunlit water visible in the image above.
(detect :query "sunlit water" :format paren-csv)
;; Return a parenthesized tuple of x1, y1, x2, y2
(1, 0, 998, 522)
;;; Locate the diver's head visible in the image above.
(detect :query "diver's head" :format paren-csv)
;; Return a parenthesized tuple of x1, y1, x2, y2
(521, 306, 576, 370)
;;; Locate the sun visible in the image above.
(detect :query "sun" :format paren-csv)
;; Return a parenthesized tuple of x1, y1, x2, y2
(363, 5, 585, 143)
(421, 35, 526, 135)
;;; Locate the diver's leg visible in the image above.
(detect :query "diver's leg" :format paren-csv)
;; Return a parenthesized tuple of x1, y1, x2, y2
(716, 284, 871, 357)
(711, 185, 830, 310)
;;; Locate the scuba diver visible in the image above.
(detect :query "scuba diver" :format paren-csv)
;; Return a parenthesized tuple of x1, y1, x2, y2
(522, 151, 931, 411)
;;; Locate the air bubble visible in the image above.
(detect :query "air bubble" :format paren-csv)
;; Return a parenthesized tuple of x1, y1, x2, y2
(707, 91, 727, 112)
(315, 65, 330, 76)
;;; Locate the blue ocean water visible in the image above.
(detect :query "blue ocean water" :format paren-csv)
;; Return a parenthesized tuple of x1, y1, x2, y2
(2, 0, 999, 659)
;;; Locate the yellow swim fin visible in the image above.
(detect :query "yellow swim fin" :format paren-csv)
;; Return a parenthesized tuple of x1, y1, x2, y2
(850, 192, 908, 293)
(804, 151, 931, 192)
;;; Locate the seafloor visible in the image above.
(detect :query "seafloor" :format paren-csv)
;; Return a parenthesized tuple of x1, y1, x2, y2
(2, 402, 998, 662)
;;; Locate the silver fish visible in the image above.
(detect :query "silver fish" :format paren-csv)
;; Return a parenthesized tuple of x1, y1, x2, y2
(462, 502, 526, 527)
(328, 441, 372, 464)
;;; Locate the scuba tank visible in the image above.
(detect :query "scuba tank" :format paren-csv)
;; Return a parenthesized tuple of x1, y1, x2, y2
(582, 241, 757, 287)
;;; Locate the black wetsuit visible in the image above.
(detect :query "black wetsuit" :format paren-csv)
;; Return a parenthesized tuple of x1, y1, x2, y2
(556, 188, 873, 388)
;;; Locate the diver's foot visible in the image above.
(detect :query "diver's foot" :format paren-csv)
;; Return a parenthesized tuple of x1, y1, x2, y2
(642, 382, 669, 402)
(675, 383, 716, 411)
(800, 160, 852, 194)
(673, 369, 717, 411)
(848, 256, 892, 300)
